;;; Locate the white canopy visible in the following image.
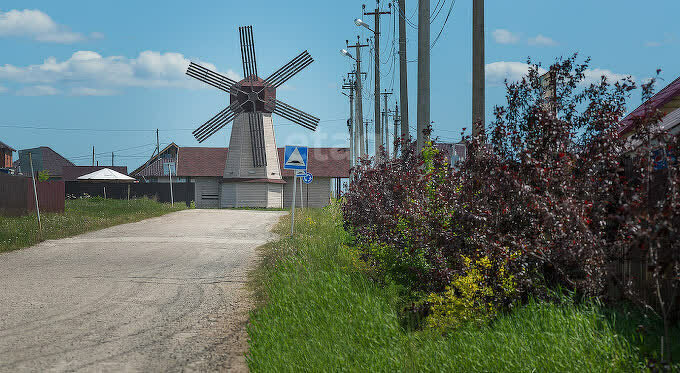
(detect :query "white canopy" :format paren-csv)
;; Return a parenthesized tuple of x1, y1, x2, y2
(77, 168, 136, 183)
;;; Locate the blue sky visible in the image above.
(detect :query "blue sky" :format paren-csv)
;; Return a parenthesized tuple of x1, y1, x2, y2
(1, 0, 678, 170)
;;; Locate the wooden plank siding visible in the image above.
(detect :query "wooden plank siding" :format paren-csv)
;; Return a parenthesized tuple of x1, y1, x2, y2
(194, 177, 219, 208)
(282, 176, 331, 208)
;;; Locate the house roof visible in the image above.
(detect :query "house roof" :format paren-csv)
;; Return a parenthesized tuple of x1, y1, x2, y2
(0, 140, 16, 152)
(63, 166, 128, 181)
(130, 143, 178, 177)
(618, 75, 680, 135)
(177, 147, 228, 177)
(133, 146, 351, 178)
(17, 147, 75, 177)
(278, 148, 350, 178)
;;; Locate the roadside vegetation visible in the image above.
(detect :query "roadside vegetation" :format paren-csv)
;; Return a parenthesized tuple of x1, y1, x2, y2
(249, 56, 679, 371)
(0, 196, 186, 252)
(248, 206, 677, 371)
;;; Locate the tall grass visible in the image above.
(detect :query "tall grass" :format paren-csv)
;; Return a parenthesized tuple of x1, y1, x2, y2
(0, 197, 185, 252)
(247, 205, 658, 372)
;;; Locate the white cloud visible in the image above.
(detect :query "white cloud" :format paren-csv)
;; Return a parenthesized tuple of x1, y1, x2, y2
(69, 87, 116, 96)
(486, 61, 546, 85)
(492, 29, 520, 44)
(17, 85, 59, 96)
(0, 9, 101, 43)
(582, 68, 632, 85)
(486, 61, 631, 86)
(528, 34, 558, 46)
(0, 50, 241, 95)
(644, 33, 676, 47)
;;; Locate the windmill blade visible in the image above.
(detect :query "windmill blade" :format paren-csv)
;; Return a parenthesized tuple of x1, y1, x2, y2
(248, 112, 267, 167)
(264, 51, 314, 89)
(193, 101, 243, 143)
(266, 99, 319, 131)
(186, 62, 238, 95)
(239, 26, 258, 79)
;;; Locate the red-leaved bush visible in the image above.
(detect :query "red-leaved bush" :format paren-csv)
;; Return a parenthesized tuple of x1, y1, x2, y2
(342, 55, 679, 324)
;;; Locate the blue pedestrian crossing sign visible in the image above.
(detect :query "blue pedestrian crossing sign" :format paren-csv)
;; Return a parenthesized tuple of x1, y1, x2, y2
(283, 145, 308, 170)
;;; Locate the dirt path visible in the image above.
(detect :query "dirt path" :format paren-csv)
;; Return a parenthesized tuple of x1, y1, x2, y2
(0, 209, 286, 372)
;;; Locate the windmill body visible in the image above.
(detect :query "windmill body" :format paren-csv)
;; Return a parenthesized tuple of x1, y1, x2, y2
(186, 26, 318, 208)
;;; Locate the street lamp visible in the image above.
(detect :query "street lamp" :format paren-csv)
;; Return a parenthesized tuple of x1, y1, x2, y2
(340, 49, 355, 60)
(354, 18, 373, 32)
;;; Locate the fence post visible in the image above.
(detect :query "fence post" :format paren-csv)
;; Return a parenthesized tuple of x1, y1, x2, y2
(28, 153, 42, 239)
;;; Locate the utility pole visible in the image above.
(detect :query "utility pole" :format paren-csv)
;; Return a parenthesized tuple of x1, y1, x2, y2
(472, 0, 485, 137)
(347, 37, 369, 158)
(342, 77, 355, 167)
(364, 1, 391, 159)
(156, 129, 160, 155)
(364, 120, 371, 153)
(111, 152, 114, 166)
(417, 0, 430, 152)
(380, 90, 392, 157)
(397, 0, 409, 145)
(394, 103, 400, 153)
(92, 146, 95, 166)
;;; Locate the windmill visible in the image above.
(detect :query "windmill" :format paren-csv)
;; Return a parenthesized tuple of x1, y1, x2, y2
(184, 26, 319, 208)
(186, 26, 319, 167)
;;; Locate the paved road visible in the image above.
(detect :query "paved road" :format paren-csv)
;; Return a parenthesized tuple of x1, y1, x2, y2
(0, 209, 285, 372)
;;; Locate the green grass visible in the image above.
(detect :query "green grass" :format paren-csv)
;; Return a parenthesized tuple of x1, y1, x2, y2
(0, 197, 186, 252)
(247, 204, 678, 372)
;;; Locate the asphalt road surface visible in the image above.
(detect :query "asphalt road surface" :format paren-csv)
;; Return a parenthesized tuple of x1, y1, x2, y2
(0, 209, 286, 372)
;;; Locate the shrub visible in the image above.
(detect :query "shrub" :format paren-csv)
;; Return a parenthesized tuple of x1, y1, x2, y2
(342, 55, 680, 333)
(425, 255, 517, 332)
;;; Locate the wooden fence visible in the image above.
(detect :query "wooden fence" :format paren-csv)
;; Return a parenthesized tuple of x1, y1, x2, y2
(0, 174, 65, 216)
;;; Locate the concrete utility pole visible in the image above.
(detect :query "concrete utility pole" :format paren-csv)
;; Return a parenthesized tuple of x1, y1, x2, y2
(417, 0, 430, 152)
(397, 0, 409, 145)
(347, 37, 369, 158)
(472, 0, 485, 137)
(92, 146, 95, 166)
(380, 90, 392, 157)
(342, 78, 355, 167)
(364, 120, 371, 152)
(394, 103, 400, 152)
(363, 1, 391, 159)
(111, 152, 114, 166)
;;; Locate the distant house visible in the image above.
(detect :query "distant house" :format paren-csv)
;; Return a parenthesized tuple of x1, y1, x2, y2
(130, 143, 179, 183)
(16, 147, 75, 179)
(0, 140, 16, 173)
(131, 145, 350, 208)
(618, 75, 680, 137)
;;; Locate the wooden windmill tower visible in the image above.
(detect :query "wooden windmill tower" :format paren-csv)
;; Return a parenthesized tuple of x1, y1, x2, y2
(186, 26, 319, 208)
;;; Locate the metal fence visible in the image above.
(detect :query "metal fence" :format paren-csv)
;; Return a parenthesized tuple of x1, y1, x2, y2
(0, 174, 65, 216)
(65, 181, 195, 206)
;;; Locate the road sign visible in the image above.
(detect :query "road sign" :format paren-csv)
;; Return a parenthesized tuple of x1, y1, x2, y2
(284, 145, 308, 170)
(302, 171, 313, 184)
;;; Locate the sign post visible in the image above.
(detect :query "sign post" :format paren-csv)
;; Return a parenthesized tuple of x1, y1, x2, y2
(165, 163, 175, 207)
(28, 152, 42, 239)
(283, 146, 308, 235)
